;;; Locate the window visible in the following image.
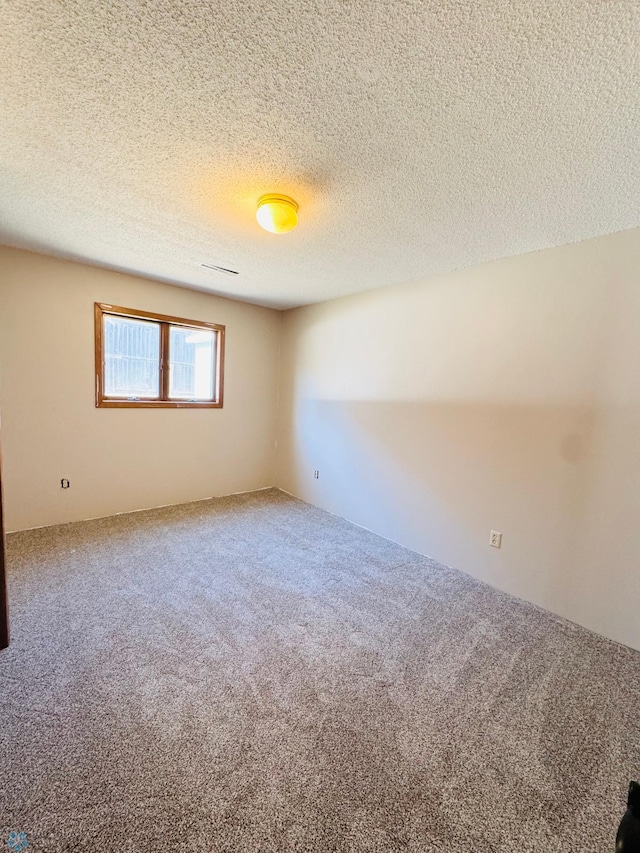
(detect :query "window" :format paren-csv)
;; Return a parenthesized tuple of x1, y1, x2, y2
(95, 303, 225, 408)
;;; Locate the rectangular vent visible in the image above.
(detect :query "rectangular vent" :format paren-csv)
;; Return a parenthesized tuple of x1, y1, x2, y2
(200, 263, 239, 276)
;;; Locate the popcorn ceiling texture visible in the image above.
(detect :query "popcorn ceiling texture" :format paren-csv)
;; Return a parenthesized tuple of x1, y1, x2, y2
(1, 489, 639, 851)
(0, 1, 639, 308)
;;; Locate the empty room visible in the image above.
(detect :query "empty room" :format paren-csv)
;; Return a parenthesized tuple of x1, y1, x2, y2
(1, 1, 639, 851)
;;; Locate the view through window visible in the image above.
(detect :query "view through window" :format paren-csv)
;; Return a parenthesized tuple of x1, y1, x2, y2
(95, 303, 225, 408)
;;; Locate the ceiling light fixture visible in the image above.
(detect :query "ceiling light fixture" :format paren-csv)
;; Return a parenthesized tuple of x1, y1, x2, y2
(256, 194, 299, 234)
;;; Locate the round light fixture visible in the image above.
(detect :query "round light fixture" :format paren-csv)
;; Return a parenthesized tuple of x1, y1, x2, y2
(256, 194, 299, 234)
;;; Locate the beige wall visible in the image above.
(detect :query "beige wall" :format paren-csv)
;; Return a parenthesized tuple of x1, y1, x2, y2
(276, 229, 640, 650)
(2, 234, 639, 650)
(0, 247, 281, 531)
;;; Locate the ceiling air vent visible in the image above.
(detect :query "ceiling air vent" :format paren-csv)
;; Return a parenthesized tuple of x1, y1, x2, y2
(200, 263, 239, 276)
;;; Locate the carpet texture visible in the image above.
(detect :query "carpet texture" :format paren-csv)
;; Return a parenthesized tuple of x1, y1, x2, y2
(0, 488, 638, 852)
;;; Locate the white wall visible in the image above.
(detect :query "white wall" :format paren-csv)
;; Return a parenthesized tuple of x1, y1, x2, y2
(276, 228, 640, 651)
(0, 247, 281, 531)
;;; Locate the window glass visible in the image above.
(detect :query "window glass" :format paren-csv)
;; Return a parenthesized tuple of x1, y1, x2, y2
(103, 315, 161, 399)
(169, 326, 216, 401)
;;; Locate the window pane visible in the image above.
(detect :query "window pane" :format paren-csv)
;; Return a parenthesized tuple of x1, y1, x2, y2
(103, 315, 160, 398)
(169, 326, 216, 401)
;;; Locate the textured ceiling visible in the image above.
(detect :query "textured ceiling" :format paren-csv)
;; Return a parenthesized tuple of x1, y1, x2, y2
(1, 1, 639, 309)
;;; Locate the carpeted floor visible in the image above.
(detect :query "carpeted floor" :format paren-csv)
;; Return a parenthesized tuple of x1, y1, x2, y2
(1, 488, 638, 852)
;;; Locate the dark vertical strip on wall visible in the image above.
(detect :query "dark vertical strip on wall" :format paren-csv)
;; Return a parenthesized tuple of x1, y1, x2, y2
(0, 429, 9, 650)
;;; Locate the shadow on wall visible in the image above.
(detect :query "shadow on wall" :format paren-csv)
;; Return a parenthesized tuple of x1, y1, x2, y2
(281, 396, 611, 626)
(276, 230, 640, 649)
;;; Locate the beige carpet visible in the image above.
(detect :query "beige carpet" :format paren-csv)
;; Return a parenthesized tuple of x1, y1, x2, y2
(0, 488, 638, 852)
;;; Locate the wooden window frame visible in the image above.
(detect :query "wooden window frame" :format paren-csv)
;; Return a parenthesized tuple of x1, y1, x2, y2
(95, 303, 225, 408)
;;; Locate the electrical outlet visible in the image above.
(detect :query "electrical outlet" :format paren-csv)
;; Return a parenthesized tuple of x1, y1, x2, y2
(489, 530, 502, 549)
(313, 470, 319, 479)
(61, 479, 70, 489)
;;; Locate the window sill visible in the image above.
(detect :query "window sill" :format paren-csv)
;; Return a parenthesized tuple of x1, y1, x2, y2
(96, 400, 223, 409)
